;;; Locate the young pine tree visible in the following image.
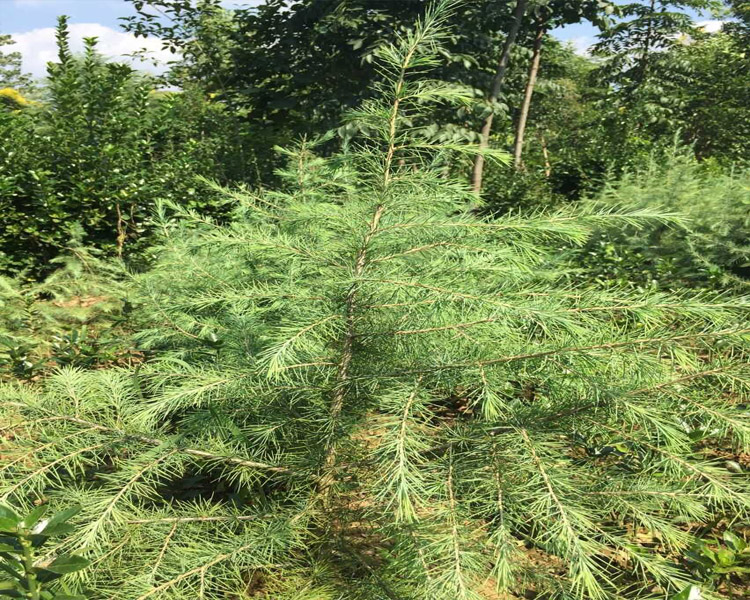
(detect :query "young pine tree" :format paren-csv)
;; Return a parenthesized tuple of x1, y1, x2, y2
(1, 2, 749, 598)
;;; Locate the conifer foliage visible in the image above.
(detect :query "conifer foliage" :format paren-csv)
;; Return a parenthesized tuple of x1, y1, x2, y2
(1, 3, 749, 598)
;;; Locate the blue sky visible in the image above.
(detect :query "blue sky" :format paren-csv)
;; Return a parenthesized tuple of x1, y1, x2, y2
(3, 0, 260, 32)
(3, 0, 136, 32)
(3, 0, 169, 77)
(2, 0, 719, 79)
(2, 1, 263, 76)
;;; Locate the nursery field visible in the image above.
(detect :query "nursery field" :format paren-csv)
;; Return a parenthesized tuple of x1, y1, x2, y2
(1, 0, 749, 598)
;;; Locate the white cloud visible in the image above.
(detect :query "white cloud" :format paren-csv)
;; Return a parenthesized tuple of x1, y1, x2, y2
(695, 19, 724, 33)
(10, 23, 177, 78)
(567, 36, 594, 56)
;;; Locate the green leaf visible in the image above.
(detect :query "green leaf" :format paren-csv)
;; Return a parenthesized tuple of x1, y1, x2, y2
(0, 544, 16, 552)
(34, 570, 62, 584)
(713, 564, 750, 574)
(20, 505, 47, 530)
(0, 581, 20, 591)
(0, 573, 23, 595)
(671, 585, 701, 600)
(697, 544, 718, 564)
(35, 505, 80, 538)
(723, 530, 747, 553)
(0, 508, 18, 523)
(716, 548, 736, 567)
(0, 584, 21, 596)
(686, 550, 713, 568)
(0, 507, 19, 534)
(29, 534, 51, 549)
(45, 554, 90, 575)
(0, 558, 23, 579)
(0, 521, 16, 535)
(39, 523, 74, 537)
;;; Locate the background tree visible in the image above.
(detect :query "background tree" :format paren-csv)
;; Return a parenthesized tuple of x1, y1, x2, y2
(0, 34, 33, 91)
(0, 17, 241, 275)
(478, 39, 611, 212)
(657, 28, 750, 163)
(723, 0, 749, 39)
(512, 15, 545, 169)
(475, 0, 611, 187)
(591, 0, 718, 145)
(470, 0, 528, 193)
(125, 0, 560, 184)
(510, 0, 612, 170)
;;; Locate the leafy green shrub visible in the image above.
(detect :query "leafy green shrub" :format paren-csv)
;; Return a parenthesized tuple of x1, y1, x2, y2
(685, 530, 750, 590)
(577, 150, 750, 290)
(49, 327, 121, 370)
(0, 504, 89, 599)
(0, 17, 241, 277)
(0, 5, 749, 598)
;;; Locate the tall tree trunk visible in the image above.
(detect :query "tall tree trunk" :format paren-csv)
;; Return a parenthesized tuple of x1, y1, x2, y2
(512, 20, 544, 170)
(470, 0, 528, 194)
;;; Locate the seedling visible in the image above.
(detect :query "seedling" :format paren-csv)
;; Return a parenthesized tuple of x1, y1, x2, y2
(0, 504, 89, 599)
(685, 529, 750, 585)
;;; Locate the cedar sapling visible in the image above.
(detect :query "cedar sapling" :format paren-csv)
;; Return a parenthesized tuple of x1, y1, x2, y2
(1, 2, 749, 598)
